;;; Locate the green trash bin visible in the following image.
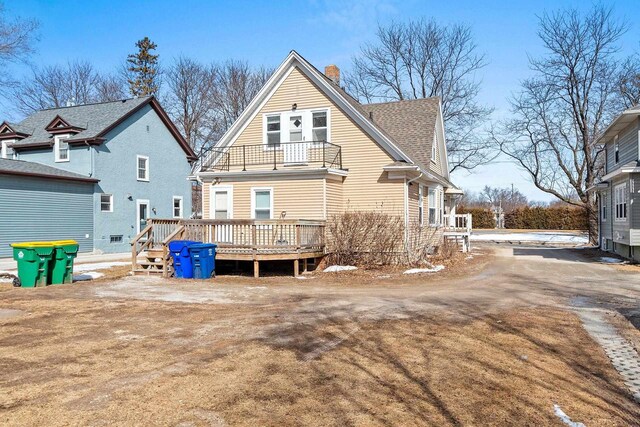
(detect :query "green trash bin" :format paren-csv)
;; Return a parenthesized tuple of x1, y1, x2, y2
(50, 240, 79, 285)
(10, 242, 56, 288)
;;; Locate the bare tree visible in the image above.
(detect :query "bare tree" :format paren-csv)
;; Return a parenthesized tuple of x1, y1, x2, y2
(13, 61, 126, 115)
(479, 185, 528, 212)
(0, 4, 39, 93)
(618, 54, 640, 108)
(492, 5, 627, 241)
(211, 60, 272, 135)
(165, 56, 217, 152)
(344, 19, 493, 172)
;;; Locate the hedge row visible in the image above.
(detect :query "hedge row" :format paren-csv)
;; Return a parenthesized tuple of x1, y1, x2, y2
(457, 206, 496, 229)
(504, 206, 588, 230)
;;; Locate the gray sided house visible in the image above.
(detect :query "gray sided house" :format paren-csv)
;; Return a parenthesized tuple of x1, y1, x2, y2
(594, 105, 640, 261)
(0, 97, 196, 257)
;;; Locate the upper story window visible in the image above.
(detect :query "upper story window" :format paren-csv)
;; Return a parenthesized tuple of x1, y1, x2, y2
(428, 188, 437, 225)
(100, 194, 113, 212)
(54, 135, 69, 162)
(614, 135, 619, 164)
(266, 115, 281, 148)
(264, 109, 330, 147)
(1, 141, 15, 159)
(137, 155, 149, 181)
(312, 111, 327, 142)
(252, 188, 273, 219)
(614, 182, 627, 221)
(601, 192, 607, 222)
(173, 196, 183, 218)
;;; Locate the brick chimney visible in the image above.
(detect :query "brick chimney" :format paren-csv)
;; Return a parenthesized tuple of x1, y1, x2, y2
(325, 65, 340, 85)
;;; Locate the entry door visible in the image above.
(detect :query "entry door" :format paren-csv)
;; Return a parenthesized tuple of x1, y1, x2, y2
(283, 112, 308, 164)
(136, 199, 150, 234)
(211, 186, 233, 242)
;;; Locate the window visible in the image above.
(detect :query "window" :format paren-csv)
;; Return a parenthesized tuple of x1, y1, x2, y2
(418, 185, 424, 226)
(601, 192, 607, 221)
(100, 194, 113, 212)
(137, 155, 149, 181)
(428, 188, 437, 225)
(110, 235, 123, 244)
(252, 188, 273, 219)
(173, 196, 183, 218)
(312, 111, 327, 142)
(54, 136, 69, 162)
(614, 135, 619, 164)
(614, 183, 627, 221)
(266, 115, 281, 148)
(1, 141, 14, 159)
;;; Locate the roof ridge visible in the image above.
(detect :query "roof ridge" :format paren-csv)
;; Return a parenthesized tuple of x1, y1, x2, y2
(364, 97, 440, 106)
(37, 96, 150, 112)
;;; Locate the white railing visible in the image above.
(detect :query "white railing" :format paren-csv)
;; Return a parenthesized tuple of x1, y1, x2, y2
(443, 214, 472, 233)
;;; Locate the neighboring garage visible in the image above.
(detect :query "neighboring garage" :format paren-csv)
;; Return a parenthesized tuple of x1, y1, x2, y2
(0, 158, 97, 258)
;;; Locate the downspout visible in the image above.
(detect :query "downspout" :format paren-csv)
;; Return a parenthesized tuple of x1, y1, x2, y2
(405, 173, 423, 247)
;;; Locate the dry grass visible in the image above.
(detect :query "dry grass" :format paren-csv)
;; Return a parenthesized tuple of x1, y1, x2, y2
(0, 286, 639, 426)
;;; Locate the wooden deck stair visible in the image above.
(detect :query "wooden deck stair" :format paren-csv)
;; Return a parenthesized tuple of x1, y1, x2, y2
(134, 248, 170, 275)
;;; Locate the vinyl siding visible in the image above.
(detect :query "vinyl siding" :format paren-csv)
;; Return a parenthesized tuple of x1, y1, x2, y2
(408, 182, 419, 225)
(219, 66, 405, 216)
(605, 119, 639, 174)
(429, 117, 445, 176)
(205, 177, 325, 220)
(326, 178, 343, 219)
(600, 189, 612, 239)
(0, 175, 94, 257)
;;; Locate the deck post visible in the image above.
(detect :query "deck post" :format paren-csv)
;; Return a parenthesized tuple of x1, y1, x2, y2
(253, 260, 260, 278)
(294, 259, 299, 277)
(303, 258, 308, 273)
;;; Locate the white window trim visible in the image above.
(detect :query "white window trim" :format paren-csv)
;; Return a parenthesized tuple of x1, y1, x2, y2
(614, 182, 627, 222)
(172, 196, 183, 218)
(136, 199, 150, 234)
(210, 185, 233, 219)
(601, 192, 607, 222)
(251, 187, 274, 220)
(431, 134, 437, 163)
(136, 155, 149, 182)
(428, 187, 438, 226)
(54, 135, 70, 163)
(100, 193, 113, 213)
(614, 135, 619, 164)
(262, 108, 331, 150)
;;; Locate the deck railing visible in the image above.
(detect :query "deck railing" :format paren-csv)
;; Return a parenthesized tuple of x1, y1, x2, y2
(131, 218, 326, 274)
(200, 141, 343, 172)
(443, 213, 472, 233)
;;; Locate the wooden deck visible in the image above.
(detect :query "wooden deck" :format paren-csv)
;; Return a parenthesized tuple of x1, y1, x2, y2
(131, 219, 326, 277)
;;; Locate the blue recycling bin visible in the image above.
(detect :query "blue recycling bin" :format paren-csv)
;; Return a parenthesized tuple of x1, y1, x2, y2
(189, 243, 217, 279)
(168, 240, 199, 278)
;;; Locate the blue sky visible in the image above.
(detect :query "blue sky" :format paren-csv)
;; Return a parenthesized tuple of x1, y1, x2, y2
(5, 0, 640, 201)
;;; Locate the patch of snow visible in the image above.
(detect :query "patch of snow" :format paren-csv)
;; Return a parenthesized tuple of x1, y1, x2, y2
(465, 255, 474, 260)
(375, 274, 391, 279)
(247, 286, 267, 289)
(598, 257, 624, 264)
(471, 232, 588, 244)
(323, 265, 357, 273)
(74, 261, 129, 272)
(403, 265, 445, 274)
(0, 271, 15, 283)
(553, 404, 585, 427)
(73, 272, 104, 281)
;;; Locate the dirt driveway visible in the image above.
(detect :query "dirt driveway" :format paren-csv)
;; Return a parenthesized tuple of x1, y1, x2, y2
(1, 246, 640, 426)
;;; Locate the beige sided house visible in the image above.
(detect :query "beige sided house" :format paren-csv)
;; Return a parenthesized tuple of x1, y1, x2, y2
(131, 51, 469, 278)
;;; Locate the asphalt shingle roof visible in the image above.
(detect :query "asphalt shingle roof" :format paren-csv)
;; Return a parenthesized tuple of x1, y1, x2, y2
(11, 97, 152, 147)
(0, 158, 98, 182)
(362, 98, 440, 173)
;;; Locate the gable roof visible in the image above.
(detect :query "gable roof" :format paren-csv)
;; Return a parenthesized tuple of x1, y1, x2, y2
(597, 105, 640, 144)
(7, 97, 197, 161)
(0, 158, 99, 183)
(362, 98, 440, 174)
(199, 50, 453, 186)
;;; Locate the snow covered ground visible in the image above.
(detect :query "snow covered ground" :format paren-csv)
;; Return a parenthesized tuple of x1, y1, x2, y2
(323, 265, 357, 273)
(471, 232, 588, 245)
(403, 265, 445, 274)
(598, 257, 625, 264)
(0, 261, 128, 284)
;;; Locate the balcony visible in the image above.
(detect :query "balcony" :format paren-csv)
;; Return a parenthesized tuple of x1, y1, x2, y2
(200, 141, 343, 172)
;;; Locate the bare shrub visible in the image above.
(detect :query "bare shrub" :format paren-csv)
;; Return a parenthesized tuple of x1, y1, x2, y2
(326, 211, 404, 266)
(326, 212, 451, 267)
